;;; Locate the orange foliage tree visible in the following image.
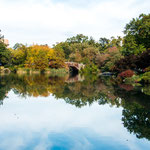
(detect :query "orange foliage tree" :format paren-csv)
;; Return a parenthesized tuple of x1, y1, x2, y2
(25, 45, 54, 70)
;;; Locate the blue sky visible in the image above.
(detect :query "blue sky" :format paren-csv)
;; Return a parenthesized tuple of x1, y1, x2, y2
(0, 0, 150, 47)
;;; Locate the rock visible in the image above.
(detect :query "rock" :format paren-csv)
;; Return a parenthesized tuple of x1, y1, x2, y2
(100, 72, 113, 76)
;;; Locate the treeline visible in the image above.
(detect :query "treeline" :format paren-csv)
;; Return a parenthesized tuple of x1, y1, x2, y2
(0, 14, 150, 81)
(0, 43, 66, 70)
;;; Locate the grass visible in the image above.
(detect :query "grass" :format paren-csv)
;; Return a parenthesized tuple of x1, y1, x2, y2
(15, 67, 68, 76)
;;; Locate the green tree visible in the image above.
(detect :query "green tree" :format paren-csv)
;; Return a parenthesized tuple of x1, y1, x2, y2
(110, 36, 122, 48)
(83, 47, 99, 64)
(53, 42, 71, 59)
(0, 30, 11, 66)
(11, 44, 28, 65)
(66, 34, 88, 44)
(122, 13, 150, 56)
(99, 37, 110, 52)
(13, 43, 24, 50)
(49, 48, 66, 69)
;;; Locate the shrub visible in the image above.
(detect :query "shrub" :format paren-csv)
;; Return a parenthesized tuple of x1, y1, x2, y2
(97, 46, 123, 71)
(141, 72, 150, 84)
(118, 70, 134, 79)
(113, 55, 137, 73)
(119, 84, 134, 91)
(136, 49, 150, 69)
(9, 66, 18, 73)
(82, 63, 99, 74)
(144, 66, 150, 72)
(124, 75, 141, 84)
(142, 85, 150, 95)
(0, 66, 4, 70)
(113, 49, 150, 73)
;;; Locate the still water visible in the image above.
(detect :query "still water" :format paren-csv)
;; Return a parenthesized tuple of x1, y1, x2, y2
(0, 74, 150, 150)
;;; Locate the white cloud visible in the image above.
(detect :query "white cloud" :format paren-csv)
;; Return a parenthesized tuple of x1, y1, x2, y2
(0, 0, 150, 47)
(0, 91, 149, 150)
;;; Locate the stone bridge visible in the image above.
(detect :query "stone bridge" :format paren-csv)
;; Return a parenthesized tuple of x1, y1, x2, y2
(65, 62, 85, 73)
(0, 68, 11, 74)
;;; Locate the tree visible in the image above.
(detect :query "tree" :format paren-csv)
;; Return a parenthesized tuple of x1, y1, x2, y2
(113, 48, 150, 73)
(11, 44, 28, 65)
(109, 36, 122, 48)
(96, 47, 123, 71)
(0, 30, 4, 41)
(122, 13, 150, 56)
(13, 43, 25, 50)
(53, 42, 71, 59)
(25, 45, 54, 70)
(49, 48, 66, 69)
(88, 36, 96, 46)
(83, 47, 99, 64)
(99, 37, 110, 51)
(69, 51, 82, 62)
(66, 34, 88, 44)
(0, 30, 11, 66)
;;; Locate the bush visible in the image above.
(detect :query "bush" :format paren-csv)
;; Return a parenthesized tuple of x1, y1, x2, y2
(118, 70, 134, 79)
(144, 66, 150, 72)
(136, 49, 150, 69)
(141, 72, 150, 84)
(142, 85, 150, 95)
(82, 63, 99, 75)
(119, 84, 134, 91)
(124, 75, 141, 84)
(113, 49, 150, 73)
(113, 55, 137, 73)
(0, 66, 4, 70)
(9, 66, 18, 73)
(18, 64, 25, 68)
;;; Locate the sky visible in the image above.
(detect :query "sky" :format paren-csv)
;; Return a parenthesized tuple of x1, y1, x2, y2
(0, 0, 150, 47)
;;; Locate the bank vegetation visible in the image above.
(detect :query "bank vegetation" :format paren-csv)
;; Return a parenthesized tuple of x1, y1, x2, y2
(0, 13, 150, 84)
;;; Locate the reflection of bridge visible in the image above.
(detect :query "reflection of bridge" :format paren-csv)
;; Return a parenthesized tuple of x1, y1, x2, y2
(65, 62, 85, 73)
(0, 68, 11, 74)
(66, 74, 85, 83)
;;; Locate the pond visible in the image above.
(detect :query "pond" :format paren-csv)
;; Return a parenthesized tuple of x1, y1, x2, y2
(0, 74, 150, 150)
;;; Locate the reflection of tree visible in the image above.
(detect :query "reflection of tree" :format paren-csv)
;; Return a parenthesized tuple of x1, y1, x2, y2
(122, 103, 150, 140)
(114, 86, 150, 109)
(0, 75, 12, 103)
(114, 86, 150, 141)
(0, 74, 66, 100)
(13, 75, 66, 98)
(1, 74, 150, 141)
(0, 74, 115, 107)
(53, 77, 116, 108)
(142, 85, 150, 96)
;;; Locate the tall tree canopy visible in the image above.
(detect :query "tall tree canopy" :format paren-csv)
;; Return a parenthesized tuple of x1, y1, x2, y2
(0, 30, 11, 66)
(122, 14, 150, 56)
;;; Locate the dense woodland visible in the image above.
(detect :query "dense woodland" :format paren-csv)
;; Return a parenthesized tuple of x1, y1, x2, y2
(0, 13, 150, 83)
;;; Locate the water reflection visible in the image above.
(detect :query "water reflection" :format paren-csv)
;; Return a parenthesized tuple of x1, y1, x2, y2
(0, 73, 150, 149)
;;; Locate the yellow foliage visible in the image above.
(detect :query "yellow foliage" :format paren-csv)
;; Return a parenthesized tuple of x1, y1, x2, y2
(25, 45, 56, 70)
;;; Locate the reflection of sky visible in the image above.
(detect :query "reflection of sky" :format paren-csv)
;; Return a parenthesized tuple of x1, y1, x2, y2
(0, 91, 149, 150)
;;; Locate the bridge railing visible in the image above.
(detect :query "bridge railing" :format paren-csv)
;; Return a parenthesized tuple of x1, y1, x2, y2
(65, 62, 85, 70)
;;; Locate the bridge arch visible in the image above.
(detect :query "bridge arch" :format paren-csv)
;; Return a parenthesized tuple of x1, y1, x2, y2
(69, 65, 79, 75)
(65, 62, 85, 75)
